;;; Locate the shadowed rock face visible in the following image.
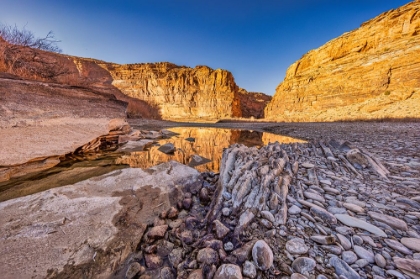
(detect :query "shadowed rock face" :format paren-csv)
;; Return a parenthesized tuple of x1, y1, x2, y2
(237, 88, 272, 119)
(265, 1, 420, 122)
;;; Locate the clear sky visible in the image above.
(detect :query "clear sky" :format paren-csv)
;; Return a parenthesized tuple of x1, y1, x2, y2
(0, 0, 411, 95)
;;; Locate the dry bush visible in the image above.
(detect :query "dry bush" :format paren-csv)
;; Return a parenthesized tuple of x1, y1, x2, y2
(0, 23, 62, 53)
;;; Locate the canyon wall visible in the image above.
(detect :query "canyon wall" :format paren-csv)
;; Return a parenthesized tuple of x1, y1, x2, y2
(98, 62, 243, 121)
(237, 88, 272, 118)
(265, 1, 420, 122)
(1, 36, 269, 122)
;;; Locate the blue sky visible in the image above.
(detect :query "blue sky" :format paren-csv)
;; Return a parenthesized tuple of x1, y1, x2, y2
(0, 0, 411, 95)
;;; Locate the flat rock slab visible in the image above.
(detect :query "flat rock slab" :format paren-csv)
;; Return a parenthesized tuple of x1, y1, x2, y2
(335, 214, 387, 237)
(394, 257, 420, 279)
(368, 211, 408, 231)
(0, 118, 112, 166)
(118, 139, 154, 152)
(0, 161, 200, 279)
(401, 238, 420, 252)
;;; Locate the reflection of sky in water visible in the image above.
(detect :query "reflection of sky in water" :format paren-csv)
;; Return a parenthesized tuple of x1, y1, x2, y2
(116, 127, 306, 172)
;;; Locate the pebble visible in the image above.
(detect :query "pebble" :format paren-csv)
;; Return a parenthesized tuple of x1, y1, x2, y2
(371, 265, 385, 276)
(342, 251, 358, 264)
(291, 257, 316, 275)
(374, 254, 386, 268)
(310, 206, 337, 224)
(252, 240, 273, 271)
(289, 205, 302, 214)
(224, 242, 234, 252)
(214, 264, 242, 279)
(360, 235, 376, 247)
(147, 225, 168, 240)
(336, 226, 354, 235)
(260, 211, 275, 223)
(161, 266, 175, 279)
(384, 239, 412, 255)
(343, 203, 365, 214)
(319, 179, 332, 186)
(393, 257, 420, 279)
(386, 270, 406, 279)
(304, 192, 326, 203)
(144, 254, 163, 269)
(286, 238, 309, 255)
(167, 207, 179, 219)
(125, 262, 143, 279)
(324, 186, 340, 195)
(352, 235, 363, 246)
(336, 234, 352, 250)
(401, 237, 420, 252)
(328, 206, 347, 214)
(302, 162, 315, 168)
(353, 245, 374, 263)
(355, 259, 370, 268)
(187, 269, 203, 279)
(291, 274, 308, 279)
(213, 220, 230, 239)
(335, 214, 387, 237)
(310, 235, 335, 245)
(197, 248, 219, 265)
(242, 261, 256, 279)
(329, 256, 360, 279)
(222, 208, 231, 216)
(321, 245, 342, 255)
(368, 211, 408, 231)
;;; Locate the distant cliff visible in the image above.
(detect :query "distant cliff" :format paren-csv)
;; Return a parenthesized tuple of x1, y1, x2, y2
(98, 62, 243, 121)
(265, 1, 420, 121)
(237, 88, 272, 118)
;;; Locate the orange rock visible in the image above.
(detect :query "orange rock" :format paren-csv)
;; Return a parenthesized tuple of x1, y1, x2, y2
(265, 1, 420, 122)
(99, 62, 243, 121)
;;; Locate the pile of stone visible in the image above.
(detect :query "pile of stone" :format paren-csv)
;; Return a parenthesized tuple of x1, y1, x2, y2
(119, 139, 420, 279)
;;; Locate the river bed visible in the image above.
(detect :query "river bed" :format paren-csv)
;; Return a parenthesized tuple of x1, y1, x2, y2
(0, 127, 305, 202)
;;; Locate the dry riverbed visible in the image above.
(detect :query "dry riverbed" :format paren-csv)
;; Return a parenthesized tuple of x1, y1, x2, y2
(0, 120, 419, 278)
(121, 120, 420, 279)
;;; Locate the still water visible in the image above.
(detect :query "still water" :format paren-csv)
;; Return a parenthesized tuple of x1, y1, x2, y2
(0, 127, 305, 201)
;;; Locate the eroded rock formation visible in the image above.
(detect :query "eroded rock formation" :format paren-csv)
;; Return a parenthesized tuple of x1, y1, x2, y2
(238, 88, 272, 119)
(1, 36, 270, 122)
(0, 161, 201, 279)
(265, 1, 420, 121)
(98, 62, 243, 121)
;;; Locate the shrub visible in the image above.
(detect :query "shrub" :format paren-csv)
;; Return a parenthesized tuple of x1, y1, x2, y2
(0, 23, 62, 53)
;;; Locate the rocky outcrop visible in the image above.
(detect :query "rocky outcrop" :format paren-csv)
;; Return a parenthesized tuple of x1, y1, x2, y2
(237, 88, 272, 118)
(1, 36, 269, 122)
(265, 1, 420, 121)
(99, 62, 243, 121)
(0, 161, 201, 279)
(0, 37, 160, 119)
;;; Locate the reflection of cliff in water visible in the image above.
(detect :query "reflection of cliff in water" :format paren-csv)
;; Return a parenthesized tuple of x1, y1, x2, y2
(116, 128, 305, 172)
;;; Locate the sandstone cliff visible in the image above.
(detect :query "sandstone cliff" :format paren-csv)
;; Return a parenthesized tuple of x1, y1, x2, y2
(0, 37, 161, 120)
(265, 1, 420, 121)
(238, 88, 272, 118)
(98, 62, 243, 121)
(0, 36, 267, 121)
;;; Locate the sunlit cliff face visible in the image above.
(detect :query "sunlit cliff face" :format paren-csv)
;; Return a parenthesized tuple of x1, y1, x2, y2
(116, 127, 306, 172)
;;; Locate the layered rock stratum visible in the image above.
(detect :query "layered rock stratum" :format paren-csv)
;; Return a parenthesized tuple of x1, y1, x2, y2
(98, 62, 244, 121)
(0, 36, 269, 124)
(0, 35, 269, 168)
(265, 1, 420, 121)
(238, 88, 272, 118)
